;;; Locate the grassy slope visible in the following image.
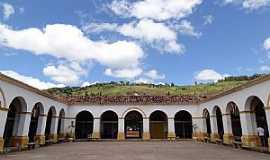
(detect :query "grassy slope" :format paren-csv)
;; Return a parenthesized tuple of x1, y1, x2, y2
(46, 80, 249, 97)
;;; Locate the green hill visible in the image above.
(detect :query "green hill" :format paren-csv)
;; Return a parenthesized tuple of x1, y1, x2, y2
(46, 74, 265, 97)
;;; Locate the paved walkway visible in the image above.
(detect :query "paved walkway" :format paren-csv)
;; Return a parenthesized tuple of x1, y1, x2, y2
(1, 141, 270, 160)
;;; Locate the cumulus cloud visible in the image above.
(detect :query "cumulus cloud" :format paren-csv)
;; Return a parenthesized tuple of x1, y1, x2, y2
(144, 69, 165, 80)
(104, 67, 143, 79)
(110, 0, 202, 21)
(171, 20, 201, 38)
(0, 23, 144, 69)
(1, 3, 15, 20)
(83, 19, 185, 54)
(0, 70, 65, 89)
(264, 37, 270, 50)
(195, 69, 229, 82)
(203, 15, 214, 25)
(260, 65, 270, 72)
(224, 0, 270, 10)
(43, 62, 88, 84)
(118, 19, 184, 53)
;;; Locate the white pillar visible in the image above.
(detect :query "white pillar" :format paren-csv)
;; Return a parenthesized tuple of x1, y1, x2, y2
(36, 114, 47, 145)
(240, 111, 259, 148)
(222, 113, 233, 144)
(0, 109, 8, 137)
(0, 109, 8, 152)
(50, 116, 58, 143)
(117, 118, 125, 140)
(168, 117, 175, 139)
(143, 117, 150, 140)
(210, 115, 219, 141)
(16, 113, 31, 137)
(265, 107, 270, 152)
(192, 116, 204, 141)
(92, 118, 100, 139)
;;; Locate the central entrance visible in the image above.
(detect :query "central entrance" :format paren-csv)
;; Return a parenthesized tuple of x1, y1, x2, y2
(174, 111, 193, 139)
(150, 111, 168, 139)
(125, 111, 143, 139)
(101, 111, 118, 139)
(75, 111, 93, 139)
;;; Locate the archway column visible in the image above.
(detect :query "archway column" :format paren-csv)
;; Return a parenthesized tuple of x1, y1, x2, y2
(0, 108, 8, 153)
(222, 113, 234, 145)
(49, 116, 59, 143)
(192, 117, 204, 141)
(117, 117, 125, 140)
(92, 117, 100, 139)
(240, 111, 260, 148)
(35, 114, 47, 145)
(168, 117, 176, 140)
(12, 112, 31, 150)
(143, 117, 150, 140)
(210, 115, 219, 142)
(265, 107, 270, 152)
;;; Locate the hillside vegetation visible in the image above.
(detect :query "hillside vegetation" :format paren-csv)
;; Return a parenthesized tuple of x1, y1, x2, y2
(46, 74, 265, 97)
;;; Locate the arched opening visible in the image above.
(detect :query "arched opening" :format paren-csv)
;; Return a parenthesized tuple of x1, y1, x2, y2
(75, 111, 93, 139)
(28, 103, 44, 143)
(248, 96, 269, 147)
(45, 107, 56, 140)
(57, 109, 65, 139)
(175, 110, 193, 139)
(214, 106, 224, 139)
(3, 97, 27, 147)
(227, 102, 242, 142)
(124, 111, 143, 139)
(150, 111, 168, 139)
(100, 111, 118, 139)
(203, 109, 211, 137)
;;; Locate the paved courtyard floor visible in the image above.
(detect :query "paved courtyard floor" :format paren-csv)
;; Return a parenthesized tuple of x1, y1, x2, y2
(1, 141, 270, 160)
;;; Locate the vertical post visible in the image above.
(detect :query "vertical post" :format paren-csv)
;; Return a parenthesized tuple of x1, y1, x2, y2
(14, 112, 31, 150)
(222, 113, 233, 145)
(143, 117, 150, 140)
(240, 111, 260, 148)
(117, 117, 125, 140)
(92, 117, 100, 139)
(0, 108, 8, 153)
(192, 116, 204, 141)
(35, 114, 47, 145)
(168, 117, 176, 140)
(210, 115, 219, 142)
(265, 107, 270, 152)
(50, 116, 59, 143)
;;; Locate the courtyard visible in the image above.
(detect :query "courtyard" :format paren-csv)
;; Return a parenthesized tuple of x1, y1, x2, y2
(0, 141, 269, 160)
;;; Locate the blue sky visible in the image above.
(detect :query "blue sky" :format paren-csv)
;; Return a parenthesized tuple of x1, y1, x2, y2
(0, 0, 270, 89)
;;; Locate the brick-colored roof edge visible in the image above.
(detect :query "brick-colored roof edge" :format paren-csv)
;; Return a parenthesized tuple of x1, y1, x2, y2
(1, 72, 270, 106)
(0, 73, 65, 103)
(200, 74, 270, 103)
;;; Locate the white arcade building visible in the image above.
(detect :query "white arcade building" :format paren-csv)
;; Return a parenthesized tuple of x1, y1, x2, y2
(0, 73, 269, 153)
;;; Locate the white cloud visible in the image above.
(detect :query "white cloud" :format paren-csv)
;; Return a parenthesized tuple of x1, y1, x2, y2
(134, 77, 153, 84)
(260, 65, 270, 72)
(0, 23, 144, 70)
(81, 81, 100, 87)
(83, 19, 185, 54)
(144, 69, 165, 80)
(2, 3, 15, 20)
(242, 0, 270, 10)
(110, 0, 202, 21)
(82, 22, 119, 34)
(203, 15, 214, 25)
(171, 20, 201, 38)
(195, 69, 229, 82)
(43, 62, 87, 85)
(104, 67, 143, 79)
(118, 19, 183, 53)
(224, 0, 270, 10)
(264, 37, 270, 50)
(0, 70, 65, 90)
